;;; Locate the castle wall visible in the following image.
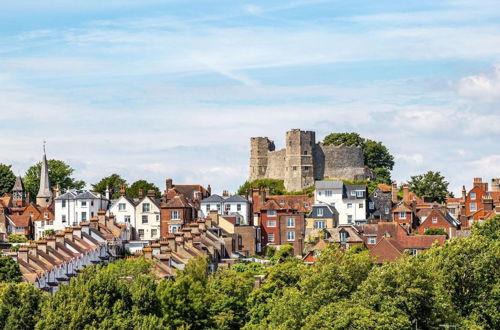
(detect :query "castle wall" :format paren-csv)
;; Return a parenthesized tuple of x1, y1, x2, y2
(249, 130, 371, 191)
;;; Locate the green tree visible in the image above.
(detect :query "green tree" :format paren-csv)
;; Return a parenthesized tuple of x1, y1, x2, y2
(44, 229, 56, 236)
(127, 180, 161, 198)
(473, 215, 500, 241)
(0, 257, 23, 283)
(424, 228, 448, 237)
(323, 132, 364, 147)
(0, 282, 44, 330)
(0, 164, 16, 196)
(7, 235, 28, 243)
(91, 173, 127, 199)
(237, 179, 286, 195)
(24, 159, 85, 201)
(407, 171, 451, 203)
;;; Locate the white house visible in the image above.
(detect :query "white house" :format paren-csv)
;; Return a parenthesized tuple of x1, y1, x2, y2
(134, 194, 161, 241)
(54, 190, 109, 230)
(314, 180, 367, 225)
(108, 195, 137, 227)
(199, 194, 251, 225)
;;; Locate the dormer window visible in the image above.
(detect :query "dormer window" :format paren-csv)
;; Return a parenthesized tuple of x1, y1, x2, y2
(340, 230, 347, 242)
(317, 208, 324, 216)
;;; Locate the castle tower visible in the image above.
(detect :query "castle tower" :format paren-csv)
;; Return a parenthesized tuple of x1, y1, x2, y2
(284, 129, 315, 192)
(12, 176, 26, 207)
(249, 137, 275, 182)
(36, 142, 53, 207)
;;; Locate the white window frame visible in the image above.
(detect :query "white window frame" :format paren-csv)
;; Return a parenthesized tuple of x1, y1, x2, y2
(171, 210, 180, 220)
(399, 212, 407, 219)
(369, 202, 375, 210)
(142, 215, 148, 224)
(325, 190, 333, 197)
(470, 192, 476, 200)
(432, 217, 438, 223)
(286, 217, 295, 228)
(268, 232, 275, 242)
(347, 203, 353, 209)
(267, 210, 277, 217)
(118, 203, 126, 211)
(317, 208, 324, 217)
(267, 220, 276, 227)
(287, 231, 295, 241)
(314, 220, 326, 229)
(347, 215, 353, 224)
(142, 203, 150, 213)
(470, 203, 477, 212)
(356, 191, 364, 198)
(368, 237, 377, 245)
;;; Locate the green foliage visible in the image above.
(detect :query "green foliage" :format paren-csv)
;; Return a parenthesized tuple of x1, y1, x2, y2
(237, 179, 314, 196)
(231, 262, 266, 276)
(127, 180, 161, 198)
(265, 246, 276, 258)
(0, 257, 23, 283)
(270, 245, 294, 264)
(91, 173, 127, 199)
(24, 159, 85, 201)
(473, 215, 500, 241)
(44, 229, 56, 236)
(424, 228, 448, 237)
(0, 164, 16, 196)
(0, 282, 44, 330)
(7, 235, 28, 243)
(407, 170, 452, 203)
(323, 132, 364, 147)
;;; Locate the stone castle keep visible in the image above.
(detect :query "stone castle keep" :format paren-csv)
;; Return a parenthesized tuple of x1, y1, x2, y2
(249, 129, 372, 192)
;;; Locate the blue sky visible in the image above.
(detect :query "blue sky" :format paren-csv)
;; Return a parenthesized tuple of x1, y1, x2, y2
(1, 0, 500, 194)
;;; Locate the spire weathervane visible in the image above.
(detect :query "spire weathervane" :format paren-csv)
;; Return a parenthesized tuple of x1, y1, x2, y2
(43, 140, 46, 154)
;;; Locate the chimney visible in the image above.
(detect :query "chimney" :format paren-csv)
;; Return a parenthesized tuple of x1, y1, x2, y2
(151, 242, 161, 255)
(159, 240, 169, 254)
(138, 189, 144, 199)
(491, 178, 500, 192)
(64, 228, 74, 242)
(143, 247, 152, 260)
(473, 178, 488, 191)
(207, 184, 212, 195)
(222, 190, 229, 197)
(18, 247, 29, 262)
(167, 234, 176, 252)
(73, 226, 82, 238)
(26, 191, 31, 203)
(147, 189, 156, 198)
(391, 182, 398, 204)
(402, 184, 409, 203)
(483, 194, 494, 211)
(90, 218, 99, 230)
(97, 210, 107, 227)
(81, 221, 90, 234)
(46, 236, 56, 250)
(120, 186, 126, 196)
(461, 186, 467, 202)
(105, 186, 110, 200)
(37, 240, 47, 254)
(28, 243, 38, 258)
(166, 178, 173, 191)
(54, 184, 60, 198)
(55, 233, 65, 245)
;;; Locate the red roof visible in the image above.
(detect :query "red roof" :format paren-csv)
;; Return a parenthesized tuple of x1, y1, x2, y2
(9, 214, 31, 227)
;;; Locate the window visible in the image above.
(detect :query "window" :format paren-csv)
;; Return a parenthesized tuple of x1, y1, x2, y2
(356, 191, 364, 198)
(470, 203, 477, 212)
(225, 204, 231, 211)
(368, 237, 377, 245)
(41, 221, 45, 227)
(49, 220, 54, 225)
(142, 203, 150, 212)
(118, 203, 126, 211)
(470, 192, 476, 200)
(359, 203, 363, 209)
(347, 203, 353, 209)
(432, 217, 438, 223)
(206, 204, 210, 212)
(138, 229, 145, 239)
(44, 212, 48, 218)
(267, 220, 276, 227)
(217, 204, 221, 211)
(124, 215, 131, 224)
(350, 191, 356, 197)
(62, 200, 66, 208)
(340, 231, 347, 242)
(369, 202, 375, 210)
(171, 210, 180, 220)
(303, 150, 308, 155)
(81, 212, 87, 221)
(325, 190, 333, 197)
(156, 215, 160, 222)
(384, 207, 390, 214)
(317, 208, 324, 216)
(293, 166, 297, 171)
(268, 233, 275, 242)
(287, 231, 295, 241)
(268, 210, 276, 216)
(314, 220, 326, 229)
(399, 212, 406, 219)
(170, 226, 178, 233)
(29, 212, 34, 217)
(81, 201, 87, 207)
(279, 200, 284, 204)
(151, 229, 158, 237)
(91, 201, 94, 206)
(62, 215, 66, 223)
(347, 215, 353, 224)
(237, 204, 242, 211)
(142, 215, 148, 224)
(304, 203, 310, 207)
(91, 212, 94, 218)
(287, 217, 295, 228)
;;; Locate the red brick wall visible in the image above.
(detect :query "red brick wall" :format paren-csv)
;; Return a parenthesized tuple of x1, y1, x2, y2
(160, 207, 194, 238)
(465, 186, 485, 216)
(417, 210, 452, 235)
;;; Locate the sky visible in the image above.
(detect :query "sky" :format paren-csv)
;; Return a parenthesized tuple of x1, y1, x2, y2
(1, 0, 499, 195)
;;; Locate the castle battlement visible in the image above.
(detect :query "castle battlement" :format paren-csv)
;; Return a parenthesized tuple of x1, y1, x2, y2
(249, 129, 371, 191)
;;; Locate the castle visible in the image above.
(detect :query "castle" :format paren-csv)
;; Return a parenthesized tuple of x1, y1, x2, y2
(249, 129, 372, 192)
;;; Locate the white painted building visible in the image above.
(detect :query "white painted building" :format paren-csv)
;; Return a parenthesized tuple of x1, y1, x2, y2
(134, 195, 161, 241)
(108, 195, 137, 227)
(314, 180, 367, 225)
(54, 190, 109, 230)
(199, 194, 251, 225)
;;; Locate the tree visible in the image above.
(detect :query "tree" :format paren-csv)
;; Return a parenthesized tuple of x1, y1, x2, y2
(407, 171, 451, 203)
(0, 257, 23, 283)
(126, 180, 160, 198)
(0, 164, 16, 196)
(424, 228, 448, 237)
(24, 159, 85, 201)
(44, 229, 56, 236)
(322, 133, 394, 184)
(7, 235, 28, 243)
(237, 179, 286, 196)
(91, 174, 127, 199)
(0, 283, 43, 330)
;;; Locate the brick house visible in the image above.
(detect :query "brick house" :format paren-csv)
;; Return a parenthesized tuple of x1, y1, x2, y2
(416, 208, 461, 237)
(160, 195, 197, 237)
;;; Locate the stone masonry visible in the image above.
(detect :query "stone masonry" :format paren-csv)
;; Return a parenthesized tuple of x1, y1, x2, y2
(249, 129, 372, 192)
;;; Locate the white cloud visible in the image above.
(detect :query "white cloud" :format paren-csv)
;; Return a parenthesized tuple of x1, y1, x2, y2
(458, 65, 500, 102)
(395, 153, 424, 165)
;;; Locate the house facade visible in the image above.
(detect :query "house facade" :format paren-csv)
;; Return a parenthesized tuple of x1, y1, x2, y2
(54, 190, 109, 229)
(200, 193, 251, 225)
(135, 192, 161, 241)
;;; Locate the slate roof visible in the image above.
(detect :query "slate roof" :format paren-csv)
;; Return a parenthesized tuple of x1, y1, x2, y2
(54, 191, 77, 200)
(308, 204, 337, 218)
(201, 194, 224, 203)
(13, 176, 24, 191)
(75, 191, 101, 200)
(224, 195, 248, 203)
(344, 185, 367, 200)
(315, 180, 343, 189)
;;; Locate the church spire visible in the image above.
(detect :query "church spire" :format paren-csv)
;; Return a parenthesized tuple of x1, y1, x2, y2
(36, 141, 53, 207)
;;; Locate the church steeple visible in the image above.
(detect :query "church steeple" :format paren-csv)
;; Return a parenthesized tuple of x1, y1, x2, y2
(36, 141, 53, 207)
